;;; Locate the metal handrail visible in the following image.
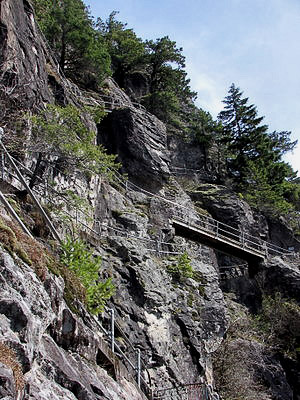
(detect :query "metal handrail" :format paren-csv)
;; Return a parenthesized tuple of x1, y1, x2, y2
(0, 138, 61, 242)
(3, 152, 295, 259)
(1, 145, 296, 399)
(10, 154, 292, 259)
(152, 382, 215, 400)
(172, 203, 293, 257)
(2, 156, 186, 256)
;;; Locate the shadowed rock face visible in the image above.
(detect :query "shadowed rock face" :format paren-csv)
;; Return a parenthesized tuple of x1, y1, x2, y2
(97, 107, 170, 190)
(267, 218, 300, 253)
(0, 0, 86, 130)
(264, 256, 300, 302)
(0, 0, 52, 116)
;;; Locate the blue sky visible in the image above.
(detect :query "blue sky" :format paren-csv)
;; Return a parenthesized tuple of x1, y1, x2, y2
(84, 0, 300, 175)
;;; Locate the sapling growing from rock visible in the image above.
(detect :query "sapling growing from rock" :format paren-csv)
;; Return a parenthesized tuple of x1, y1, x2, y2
(60, 237, 115, 314)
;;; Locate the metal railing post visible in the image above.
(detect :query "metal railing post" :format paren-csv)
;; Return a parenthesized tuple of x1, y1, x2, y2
(216, 221, 219, 237)
(110, 308, 115, 353)
(1, 152, 4, 180)
(264, 241, 268, 258)
(0, 131, 61, 243)
(136, 348, 141, 388)
(96, 220, 101, 235)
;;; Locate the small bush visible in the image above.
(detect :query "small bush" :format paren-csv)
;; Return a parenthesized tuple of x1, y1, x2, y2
(60, 237, 115, 314)
(213, 299, 270, 400)
(254, 293, 300, 357)
(166, 252, 194, 282)
(29, 104, 120, 180)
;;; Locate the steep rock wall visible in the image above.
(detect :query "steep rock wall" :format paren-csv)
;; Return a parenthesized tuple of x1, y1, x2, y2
(0, 1, 300, 399)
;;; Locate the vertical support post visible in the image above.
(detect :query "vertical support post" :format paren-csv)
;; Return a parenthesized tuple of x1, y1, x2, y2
(44, 178, 47, 198)
(136, 348, 141, 388)
(110, 308, 115, 353)
(264, 241, 268, 258)
(216, 221, 219, 237)
(156, 239, 160, 254)
(1, 152, 4, 180)
(242, 230, 245, 248)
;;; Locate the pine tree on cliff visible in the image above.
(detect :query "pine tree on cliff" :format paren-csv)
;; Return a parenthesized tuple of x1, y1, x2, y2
(96, 11, 146, 87)
(143, 36, 197, 123)
(218, 83, 298, 215)
(33, 0, 110, 87)
(218, 83, 269, 183)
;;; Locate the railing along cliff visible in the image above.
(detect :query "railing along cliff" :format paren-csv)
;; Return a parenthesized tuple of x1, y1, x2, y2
(110, 170, 294, 259)
(28, 13, 296, 260)
(153, 382, 218, 400)
(0, 150, 214, 399)
(0, 148, 295, 261)
(1, 139, 296, 400)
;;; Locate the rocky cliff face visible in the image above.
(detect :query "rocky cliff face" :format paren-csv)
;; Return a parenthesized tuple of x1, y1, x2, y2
(0, 1, 300, 400)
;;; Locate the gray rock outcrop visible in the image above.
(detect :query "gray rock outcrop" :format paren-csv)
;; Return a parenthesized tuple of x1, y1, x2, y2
(0, 243, 148, 400)
(98, 107, 170, 189)
(0, 1, 300, 399)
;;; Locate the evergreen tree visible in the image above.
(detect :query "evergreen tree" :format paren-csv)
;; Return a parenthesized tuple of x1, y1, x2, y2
(218, 84, 296, 182)
(33, 0, 111, 87)
(218, 83, 269, 182)
(142, 36, 196, 123)
(218, 84, 298, 215)
(96, 12, 146, 87)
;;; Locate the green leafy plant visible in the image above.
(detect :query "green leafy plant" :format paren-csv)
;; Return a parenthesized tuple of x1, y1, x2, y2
(60, 237, 115, 314)
(29, 104, 120, 182)
(254, 293, 300, 357)
(166, 251, 194, 281)
(32, 0, 111, 86)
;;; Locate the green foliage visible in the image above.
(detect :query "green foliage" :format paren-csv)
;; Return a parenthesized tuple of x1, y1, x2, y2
(33, 3, 198, 129)
(184, 105, 221, 143)
(142, 90, 180, 124)
(84, 105, 107, 124)
(97, 11, 146, 85)
(60, 237, 115, 314)
(32, 0, 111, 87)
(213, 298, 270, 400)
(142, 36, 197, 124)
(97, 15, 196, 125)
(30, 104, 120, 179)
(167, 252, 194, 281)
(255, 293, 300, 357)
(242, 161, 295, 217)
(218, 83, 298, 216)
(61, 189, 91, 212)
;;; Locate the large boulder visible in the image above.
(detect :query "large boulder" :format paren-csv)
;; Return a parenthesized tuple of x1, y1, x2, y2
(97, 107, 170, 190)
(263, 256, 300, 302)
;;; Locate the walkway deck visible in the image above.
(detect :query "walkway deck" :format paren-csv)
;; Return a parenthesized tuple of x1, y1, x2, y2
(173, 218, 265, 263)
